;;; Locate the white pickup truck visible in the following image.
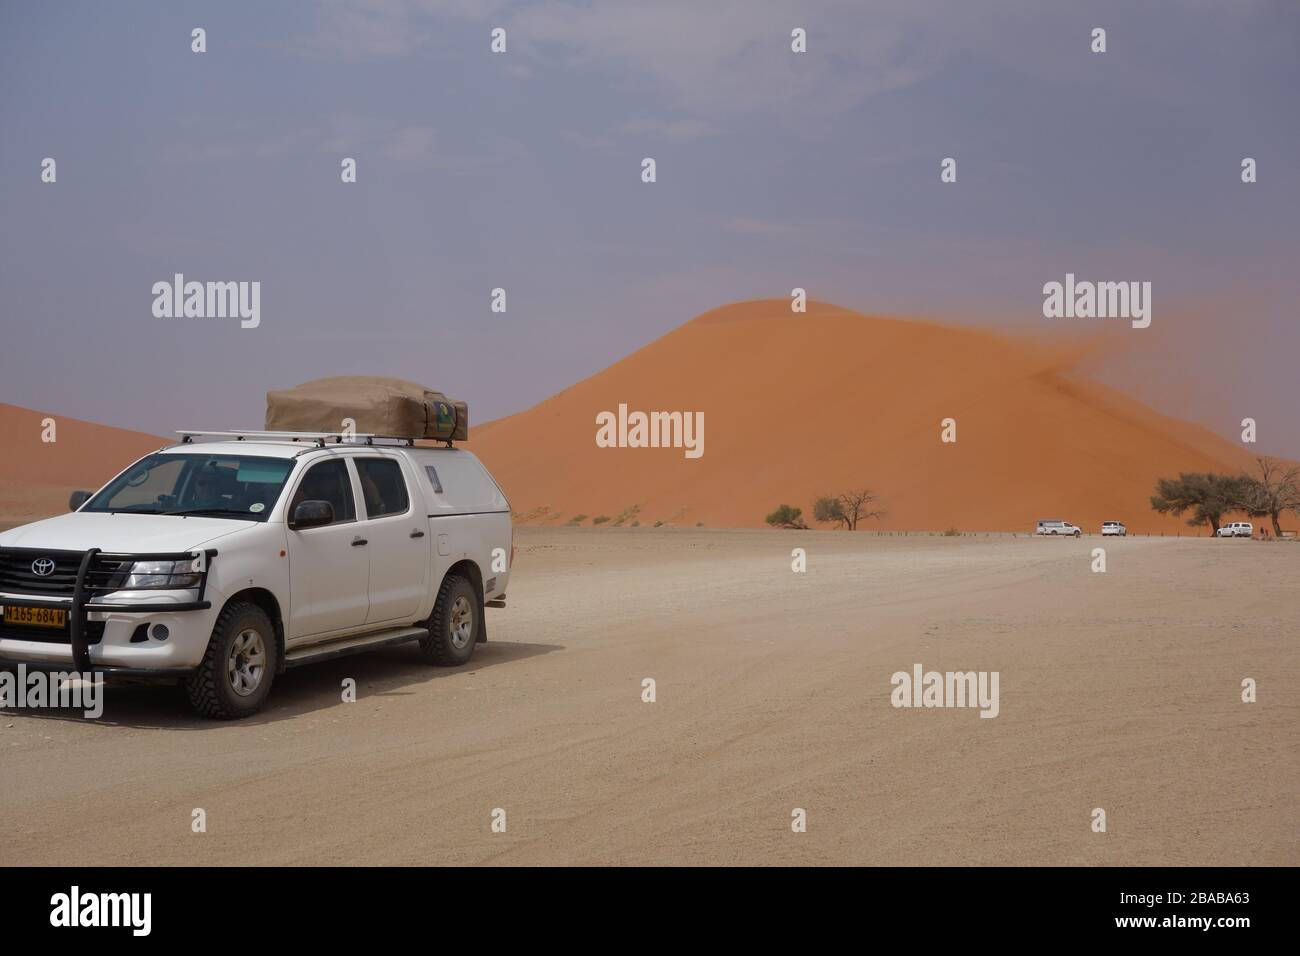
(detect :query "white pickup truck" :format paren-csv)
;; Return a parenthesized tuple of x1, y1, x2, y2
(1034, 519, 1081, 537)
(1216, 522, 1253, 538)
(0, 431, 512, 719)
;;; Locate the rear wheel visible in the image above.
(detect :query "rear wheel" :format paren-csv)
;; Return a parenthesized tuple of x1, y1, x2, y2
(418, 574, 481, 666)
(185, 602, 278, 719)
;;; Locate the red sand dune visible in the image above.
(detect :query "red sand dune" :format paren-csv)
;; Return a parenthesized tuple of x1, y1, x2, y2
(465, 299, 1266, 534)
(0, 404, 165, 524)
(0, 301, 1276, 533)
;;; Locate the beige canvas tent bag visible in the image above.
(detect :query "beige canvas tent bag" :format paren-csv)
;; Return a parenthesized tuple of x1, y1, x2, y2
(265, 376, 468, 441)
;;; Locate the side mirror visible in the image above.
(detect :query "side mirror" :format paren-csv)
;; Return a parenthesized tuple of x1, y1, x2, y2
(291, 499, 334, 530)
(69, 490, 92, 511)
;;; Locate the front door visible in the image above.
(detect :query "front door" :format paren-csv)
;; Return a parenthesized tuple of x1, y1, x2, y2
(285, 457, 370, 641)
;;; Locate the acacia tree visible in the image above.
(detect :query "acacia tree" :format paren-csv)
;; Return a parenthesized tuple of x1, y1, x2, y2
(814, 489, 885, 530)
(765, 504, 808, 529)
(1237, 457, 1300, 536)
(1150, 473, 1244, 534)
(813, 496, 847, 528)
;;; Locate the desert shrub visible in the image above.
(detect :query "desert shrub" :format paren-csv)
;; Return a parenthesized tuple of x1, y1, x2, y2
(653, 520, 665, 527)
(593, 515, 610, 525)
(567, 514, 588, 525)
(612, 504, 641, 527)
(943, 527, 960, 536)
(765, 505, 807, 529)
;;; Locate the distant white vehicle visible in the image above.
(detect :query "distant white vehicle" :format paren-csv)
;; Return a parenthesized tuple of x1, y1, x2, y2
(1101, 521, 1127, 536)
(1035, 519, 1081, 537)
(1217, 522, 1253, 538)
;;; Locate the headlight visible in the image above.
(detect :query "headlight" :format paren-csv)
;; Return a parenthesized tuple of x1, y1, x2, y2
(121, 559, 203, 590)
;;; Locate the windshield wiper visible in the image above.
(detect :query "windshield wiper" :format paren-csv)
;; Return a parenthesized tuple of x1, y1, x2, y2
(163, 508, 253, 517)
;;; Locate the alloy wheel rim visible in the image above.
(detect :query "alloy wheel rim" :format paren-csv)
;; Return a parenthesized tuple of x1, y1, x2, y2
(227, 627, 267, 696)
(449, 596, 473, 649)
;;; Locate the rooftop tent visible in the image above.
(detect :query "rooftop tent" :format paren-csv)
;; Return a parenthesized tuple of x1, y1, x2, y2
(265, 376, 468, 441)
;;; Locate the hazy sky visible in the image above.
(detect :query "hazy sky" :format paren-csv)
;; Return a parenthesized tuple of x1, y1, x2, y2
(2, 1, 1297, 454)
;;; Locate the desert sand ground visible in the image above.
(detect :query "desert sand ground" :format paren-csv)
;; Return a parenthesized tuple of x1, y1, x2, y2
(1, 528, 1295, 866)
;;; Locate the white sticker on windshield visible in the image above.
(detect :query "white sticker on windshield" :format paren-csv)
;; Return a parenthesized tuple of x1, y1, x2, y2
(250, 502, 265, 513)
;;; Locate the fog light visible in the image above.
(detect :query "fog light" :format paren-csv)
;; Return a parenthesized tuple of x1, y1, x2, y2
(151, 624, 170, 641)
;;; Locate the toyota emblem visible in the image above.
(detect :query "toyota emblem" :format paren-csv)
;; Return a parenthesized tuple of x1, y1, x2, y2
(31, 558, 56, 577)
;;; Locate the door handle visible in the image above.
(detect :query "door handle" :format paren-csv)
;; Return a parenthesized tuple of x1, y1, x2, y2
(410, 529, 425, 538)
(351, 537, 368, 547)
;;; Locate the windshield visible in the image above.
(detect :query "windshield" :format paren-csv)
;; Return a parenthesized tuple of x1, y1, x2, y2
(82, 453, 295, 521)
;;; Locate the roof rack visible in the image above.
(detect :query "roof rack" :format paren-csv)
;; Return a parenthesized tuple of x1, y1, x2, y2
(175, 429, 418, 447)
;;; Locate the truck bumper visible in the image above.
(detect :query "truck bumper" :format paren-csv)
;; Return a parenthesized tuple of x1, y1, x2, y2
(0, 546, 227, 674)
(0, 596, 224, 673)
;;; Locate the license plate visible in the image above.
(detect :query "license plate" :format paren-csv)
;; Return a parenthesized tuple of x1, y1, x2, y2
(5, 605, 68, 628)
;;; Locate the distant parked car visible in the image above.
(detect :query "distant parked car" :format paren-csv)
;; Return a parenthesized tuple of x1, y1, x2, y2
(1035, 519, 1081, 537)
(1101, 521, 1127, 536)
(1217, 522, 1253, 538)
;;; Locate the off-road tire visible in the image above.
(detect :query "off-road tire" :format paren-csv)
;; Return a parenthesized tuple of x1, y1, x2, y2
(185, 602, 278, 719)
(418, 574, 480, 666)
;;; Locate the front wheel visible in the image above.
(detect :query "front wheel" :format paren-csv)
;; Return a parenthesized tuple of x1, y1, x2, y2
(418, 574, 481, 666)
(185, 602, 278, 719)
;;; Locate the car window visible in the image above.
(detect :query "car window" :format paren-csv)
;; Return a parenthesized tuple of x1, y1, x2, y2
(97, 457, 187, 509)
(84, 453, 294, 520)
(424, 465, 443, 494)
(355, 458, 410, 519)
(290, 459, 355, 525)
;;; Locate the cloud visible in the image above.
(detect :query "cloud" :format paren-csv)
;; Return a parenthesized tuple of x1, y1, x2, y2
(383, 125, 437, 163)
(159, 124, 318, 165)
(293, 0, 429, 60)
(289, 0, 1287, 126)
(720, 217, 804, 240)
(293, 0, 512, 61)
(506, 0, 959, 117)
(158, 114, 443, 170)
(618, 117, 716, 141)
(561, 116, 714, 153)
(289, 0, 970, 111)
(559, 128, 616, 151)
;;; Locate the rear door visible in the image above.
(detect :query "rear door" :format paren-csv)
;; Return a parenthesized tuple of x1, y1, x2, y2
(355, 455, 429, 625)
(285, 457, 370, 641)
